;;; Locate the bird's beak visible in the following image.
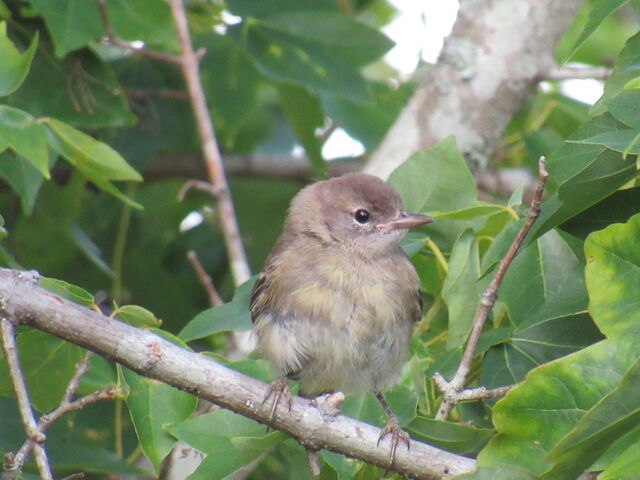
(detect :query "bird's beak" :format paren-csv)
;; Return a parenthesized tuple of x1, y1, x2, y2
(378, 212, 434, 230)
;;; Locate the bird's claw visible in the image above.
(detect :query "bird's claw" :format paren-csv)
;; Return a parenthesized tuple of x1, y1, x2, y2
(262, 375, 292, 424)
(376, 416, 410, 470)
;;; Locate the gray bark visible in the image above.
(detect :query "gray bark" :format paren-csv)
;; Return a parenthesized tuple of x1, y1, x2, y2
(365, 0, 584, 178)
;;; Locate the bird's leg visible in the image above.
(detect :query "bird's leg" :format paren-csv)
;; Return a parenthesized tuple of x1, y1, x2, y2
(262, 375, 292, 424)
(375, 391, 410, 469)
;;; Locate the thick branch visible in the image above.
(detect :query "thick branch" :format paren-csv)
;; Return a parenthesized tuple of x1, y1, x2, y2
(0, 269, 475, 480)
(169, 0, 251, 286)
(366, 0, 583, 178)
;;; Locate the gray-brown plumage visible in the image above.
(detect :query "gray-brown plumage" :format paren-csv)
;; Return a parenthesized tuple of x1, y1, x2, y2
(250, 172, 432, 466)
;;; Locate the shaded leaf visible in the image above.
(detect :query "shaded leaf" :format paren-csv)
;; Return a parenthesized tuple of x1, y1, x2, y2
(67, 223, 114, 277)
(0, 330, 84, 412)
(408, 416, 493, 455)
(0, 150, 45, 215)
(8, 43, 135, 128)
(278, 84, 326, 177)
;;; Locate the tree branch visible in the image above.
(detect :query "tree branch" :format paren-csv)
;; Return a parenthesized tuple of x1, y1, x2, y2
(1, 318, 53, 480)
(435, 157, 548, 420)
(0, 269, 476, 480)
(169, 0, 251, 287)
(366, 0, 583, 178)
(543, 66, 612, 81)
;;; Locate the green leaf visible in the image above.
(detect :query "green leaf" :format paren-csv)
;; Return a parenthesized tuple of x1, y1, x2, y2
(568, 128, 640, 154)
(456, 465, 540, 480)
(47, 440, 146, 476)
(560, 0, 629, 65)
(0, 330, 84, 412)
(113, 305, 162, 328)
(0, 22, 38, 96)
(388, 136, 476, 214)
(585, 213, 640, 339)
(560, 187, 640, 239)
(166, 409, 286, 480)
(229, 11, 392, 101)
(431, 204, 506, 221)
(599, 434, 640, 479)
(478, 339, 639, 474)
(605, 89, 640, 128)
(226, 0, 337, 18)
(31, 0, 102, 57)
(528, 114, 638, 241)
(44, 118, 142, 181)
(196, 33, 265, 152)
(544, 356, 640, 479)
(178, 277, 255, 341)
(0, 150, 46, 215)
(442, 229, 480, 350)
(8, 43, 135, 128)
(44, 117, 143, 208)
(320, 81, 414, 152)
(341, 384, 416, 429)
(480, 229, 601, 388)
(278, 84, 326, 177)
(0, 105, 49, 177)
(122, 367, 197, 473)
(67, 223, 114, 277)
(320, 450, 362, 480)
(408, 416, 493, 455)
(104, 0, 178, 52)
(388, 137, 478, 248)
(593, 31, 640, 114)
(38, 276, 95, 306)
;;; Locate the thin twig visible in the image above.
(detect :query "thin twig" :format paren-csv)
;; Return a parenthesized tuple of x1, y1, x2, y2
(177, 179, 223, 202)
(62, 350, 93, 404)
(95, 0, 182, 65)
(124, 88, 189, 100)
(169, 0, 252, 287)
(0, 318, 53, 480)
(543, 66, 611, 81)
(435, 156, 549, 420)
(186, 250, 224, 307)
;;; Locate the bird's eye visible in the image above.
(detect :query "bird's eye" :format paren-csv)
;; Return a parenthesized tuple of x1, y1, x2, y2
(354, 209, 370, 224)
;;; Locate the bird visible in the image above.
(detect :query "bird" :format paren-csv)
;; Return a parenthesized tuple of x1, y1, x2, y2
(250, 172, 433, 467)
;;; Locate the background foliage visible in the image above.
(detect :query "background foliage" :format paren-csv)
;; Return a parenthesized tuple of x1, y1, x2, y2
(1, 0, 640, 479)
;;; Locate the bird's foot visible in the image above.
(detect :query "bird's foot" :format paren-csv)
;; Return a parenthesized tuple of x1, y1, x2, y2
(376, 415, 410, 470)
(262, 375, 292, 424)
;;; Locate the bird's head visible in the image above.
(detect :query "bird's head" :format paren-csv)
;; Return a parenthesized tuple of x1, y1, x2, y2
(285, 173, 433, 256)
